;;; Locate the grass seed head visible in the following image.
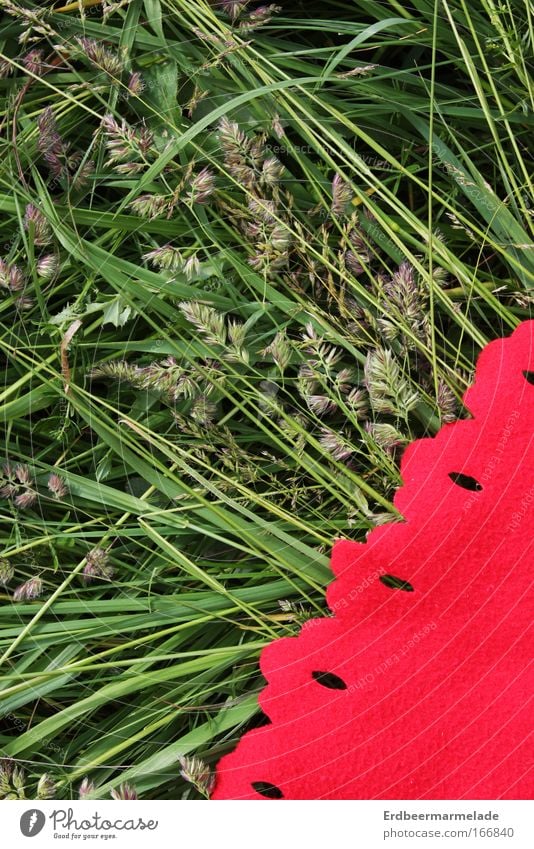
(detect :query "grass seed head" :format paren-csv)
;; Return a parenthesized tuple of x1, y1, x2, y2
(78, 777, 96, 799)
(13, 576, 43, 601)
(0, 558, 14, 585)
(110, 782, 138, 800)
(83, 547, 113, 584)
(24, 204, 52, 245)
(47, 473, 68, 499)
(76, 37, 124, 77)
(37, 773, 56, 800)
(36, 253, 59, 279)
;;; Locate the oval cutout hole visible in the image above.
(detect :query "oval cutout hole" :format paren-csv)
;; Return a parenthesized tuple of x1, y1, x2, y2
(523, 370, 534, 386)
(379, 574, 414, 592)
(448, 471, 482, 492)
(251, 781, 284, 799)
(312, 670, 347, 690)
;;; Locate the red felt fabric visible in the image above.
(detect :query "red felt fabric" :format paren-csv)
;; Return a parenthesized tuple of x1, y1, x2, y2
(212, 321, 534, 800)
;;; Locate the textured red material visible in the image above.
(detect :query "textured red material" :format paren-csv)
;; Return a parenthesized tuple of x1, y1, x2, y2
(213, 321, 534, 800)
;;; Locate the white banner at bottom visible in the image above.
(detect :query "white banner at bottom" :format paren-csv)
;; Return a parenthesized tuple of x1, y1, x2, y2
(1, 800, 531, 849)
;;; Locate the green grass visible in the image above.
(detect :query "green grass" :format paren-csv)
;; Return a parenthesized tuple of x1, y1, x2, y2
(0, 0, 531, 800)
